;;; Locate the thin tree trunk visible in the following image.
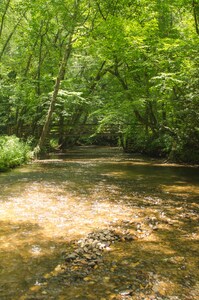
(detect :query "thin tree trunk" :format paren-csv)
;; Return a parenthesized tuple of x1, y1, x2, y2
(57, 61, 109, 148)
(0, 16, 22, 60)
(35, 0, 83, 152)
(37, 20, 50, 94)
(24, 38, 39, 77)
(58, 111, 65, 146)
(24, 25, 42, 77)
(193, 0, 199, 35)
(36, 33, 73, 151)
(0, 0, 11, 38)
(37, 34, 43, 95)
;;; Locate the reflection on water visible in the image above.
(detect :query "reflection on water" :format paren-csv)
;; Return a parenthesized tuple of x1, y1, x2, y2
(0, 147, 198, 299)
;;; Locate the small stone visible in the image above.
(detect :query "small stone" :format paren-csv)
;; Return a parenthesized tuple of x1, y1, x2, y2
(80, 259, 88, 265)
(54, 264, 65, 272)
(121, 260, 129, 265)
(41, 291, 48, 295)
(83, 276, 92, 281)
(103, 276, 110, 282)
(83, 253, 92, 260)
(30, 286, 41, 292)
(180, 265, 186, 270)
(125, 235, 134, 241)
(92, 240, 99, 246)
(152, 226, 158, 230)
(120, 290, 133, 296)
(88, 261, 96, 267)
(65, 254, 77, 261)
(75, 249, 82, 255)
(99, 243, 106, 249)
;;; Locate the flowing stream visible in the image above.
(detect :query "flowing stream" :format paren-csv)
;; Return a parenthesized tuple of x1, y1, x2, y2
(0, 147, 198, 299)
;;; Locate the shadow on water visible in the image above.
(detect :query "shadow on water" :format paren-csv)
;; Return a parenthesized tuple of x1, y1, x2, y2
(0, 220, 73, 300)
(20, 216, 199, 300)
(0, 147, 198, 299)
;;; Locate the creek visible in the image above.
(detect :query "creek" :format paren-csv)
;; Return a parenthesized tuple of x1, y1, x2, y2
(0, 147, 198, 299)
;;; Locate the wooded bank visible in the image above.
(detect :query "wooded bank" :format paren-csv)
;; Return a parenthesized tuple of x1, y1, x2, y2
(0, 0, 199, 162)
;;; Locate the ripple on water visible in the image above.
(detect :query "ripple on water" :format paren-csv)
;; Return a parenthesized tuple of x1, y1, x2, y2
(0, 147, 198, 299)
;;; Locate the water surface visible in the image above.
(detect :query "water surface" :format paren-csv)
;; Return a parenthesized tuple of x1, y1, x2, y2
(0, 147, 198, 299)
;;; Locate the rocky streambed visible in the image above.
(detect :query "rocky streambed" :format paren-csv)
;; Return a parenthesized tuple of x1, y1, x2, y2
(20, 209, 199, 300)
(1, 147, 198, 300)
(64, 228, 134, 269)
(39, 227, 136, 288)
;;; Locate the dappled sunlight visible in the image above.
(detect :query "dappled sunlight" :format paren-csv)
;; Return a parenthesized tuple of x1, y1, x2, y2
(160, 184, 199, 197)
(0, 147, 198, 299)
(0, 182, 134, 242)
(101, 171, 127, 178)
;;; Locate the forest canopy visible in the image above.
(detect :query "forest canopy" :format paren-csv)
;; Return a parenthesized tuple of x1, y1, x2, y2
(0, 0, 199, 162)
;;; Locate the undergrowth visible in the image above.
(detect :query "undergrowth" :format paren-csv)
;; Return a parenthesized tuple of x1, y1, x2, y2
(0, 135, 32, 171)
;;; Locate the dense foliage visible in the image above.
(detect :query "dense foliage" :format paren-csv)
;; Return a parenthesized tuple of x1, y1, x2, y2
(0, 135, 31, 171)
(0, 0, 199, 162)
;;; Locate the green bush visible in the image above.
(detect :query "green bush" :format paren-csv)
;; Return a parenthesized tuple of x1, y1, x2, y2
(146, 134, 173, 157)
(0, 135, 32, 171)
(121, 127, 173, 158)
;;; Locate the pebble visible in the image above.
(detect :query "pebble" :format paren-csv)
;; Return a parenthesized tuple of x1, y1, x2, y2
(120, 289, 133, 296)
(64, 229, 134, 270)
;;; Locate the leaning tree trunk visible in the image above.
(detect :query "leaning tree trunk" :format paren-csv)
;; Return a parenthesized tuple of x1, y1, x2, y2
(0, 0, 11, 39)
(193, 0, 199, 36)
(36, 33, 73, 152)
(0, 17, 23, 60)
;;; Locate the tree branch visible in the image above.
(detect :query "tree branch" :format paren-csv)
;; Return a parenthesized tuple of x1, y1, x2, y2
(0, 0, 11, 38)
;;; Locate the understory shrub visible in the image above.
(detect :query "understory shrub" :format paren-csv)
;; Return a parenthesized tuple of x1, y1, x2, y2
(0, 135, 32, 171)
(173, 142, 199, 164)
(121, 128, 172, 158)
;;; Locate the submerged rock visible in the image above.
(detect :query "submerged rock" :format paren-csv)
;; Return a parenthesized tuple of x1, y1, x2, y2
(64, 228, 135, 271)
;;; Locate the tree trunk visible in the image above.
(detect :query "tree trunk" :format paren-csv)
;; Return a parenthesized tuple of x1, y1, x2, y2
(0, 16, 23, 60)
(36, 33, 73, 151)
(24, 37, 39, 77)
(193, 0, 199, 35)
(0, 0, 11, 39)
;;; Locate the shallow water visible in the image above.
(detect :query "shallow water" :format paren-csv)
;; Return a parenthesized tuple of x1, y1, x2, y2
(0, 147, 198, 299)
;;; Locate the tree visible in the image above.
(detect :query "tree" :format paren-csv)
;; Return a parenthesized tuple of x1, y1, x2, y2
(193, 0, 199, 35)
(0, 0, 198, 162)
